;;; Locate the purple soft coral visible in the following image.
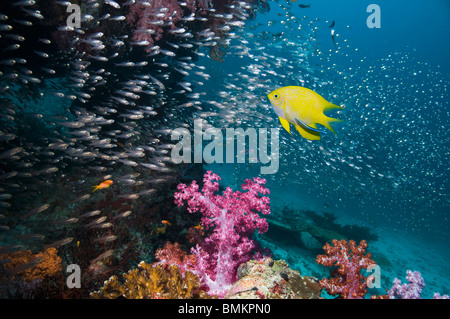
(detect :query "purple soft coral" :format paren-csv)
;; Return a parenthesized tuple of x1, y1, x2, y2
(388, 270, 425, 299)
(174, 171, 271, 297)
(388, 270, 449, 299)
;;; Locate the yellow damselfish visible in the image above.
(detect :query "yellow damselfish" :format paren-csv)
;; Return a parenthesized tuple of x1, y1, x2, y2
(268, 86, 343, 140)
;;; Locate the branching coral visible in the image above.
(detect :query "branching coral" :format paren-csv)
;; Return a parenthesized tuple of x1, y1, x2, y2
(388, 270, 424, 299)
(90, 262, 211, 299)
(316, 239, 376, 299)
(388, 270, 449, 299)
(174, 171, 271, 297)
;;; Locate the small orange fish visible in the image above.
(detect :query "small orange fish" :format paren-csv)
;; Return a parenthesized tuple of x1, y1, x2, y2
(194, 224, 203, 230)
(161, 220, 171, 226)
(91, 180, 113, 192)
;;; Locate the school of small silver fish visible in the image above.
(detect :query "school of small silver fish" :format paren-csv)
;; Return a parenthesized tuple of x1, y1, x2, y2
(0, 0, 448, 294)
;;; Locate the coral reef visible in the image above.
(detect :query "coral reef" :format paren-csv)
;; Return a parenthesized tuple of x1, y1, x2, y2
(316, 239, 376, 299)
(174, 171, 271, 297)
(0, 247, 62, 282)
(91, 255, 322, 300)
(90, 262, 211, 299)
(225, 257, 321, 299)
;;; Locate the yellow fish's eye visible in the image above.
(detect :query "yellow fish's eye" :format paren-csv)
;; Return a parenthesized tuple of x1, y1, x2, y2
(274, 94, 279, 99)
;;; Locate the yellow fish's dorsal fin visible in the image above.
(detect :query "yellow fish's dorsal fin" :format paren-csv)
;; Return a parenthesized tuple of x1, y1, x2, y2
(323, 102, 343, 111)
(278, 117, 291, 135)
(294, 123, 321, 140)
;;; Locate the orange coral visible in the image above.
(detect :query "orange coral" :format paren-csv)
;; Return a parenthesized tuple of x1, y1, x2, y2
(90, 262, 212, 299)
(1, 247, 62, 281)
(316, 239, 376, 299)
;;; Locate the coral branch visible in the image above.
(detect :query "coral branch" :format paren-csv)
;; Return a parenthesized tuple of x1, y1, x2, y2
(388, 270, 449, 299)
(174, 171, 271, 297)
(316, 239, 376, 299)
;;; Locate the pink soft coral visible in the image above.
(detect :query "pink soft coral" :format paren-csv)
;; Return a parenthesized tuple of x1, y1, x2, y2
(316, 239, 376, 299)
(174, 171, 271, 297)
(154, 242, 197, 275)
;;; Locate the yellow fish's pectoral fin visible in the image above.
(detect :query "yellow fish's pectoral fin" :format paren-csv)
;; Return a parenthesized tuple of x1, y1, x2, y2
(294, 122, 321, 140)
(279, 116, 291, 135)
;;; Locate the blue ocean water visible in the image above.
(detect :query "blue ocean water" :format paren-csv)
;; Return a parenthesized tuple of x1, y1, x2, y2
(206, 0, 450, 298)
(0, 0, 448, 299)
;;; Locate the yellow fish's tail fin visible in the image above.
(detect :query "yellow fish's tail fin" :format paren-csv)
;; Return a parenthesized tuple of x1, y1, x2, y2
(320, 116, 342, 135)
(91, 186, 99, 192)
(321, 102, 343, 134)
